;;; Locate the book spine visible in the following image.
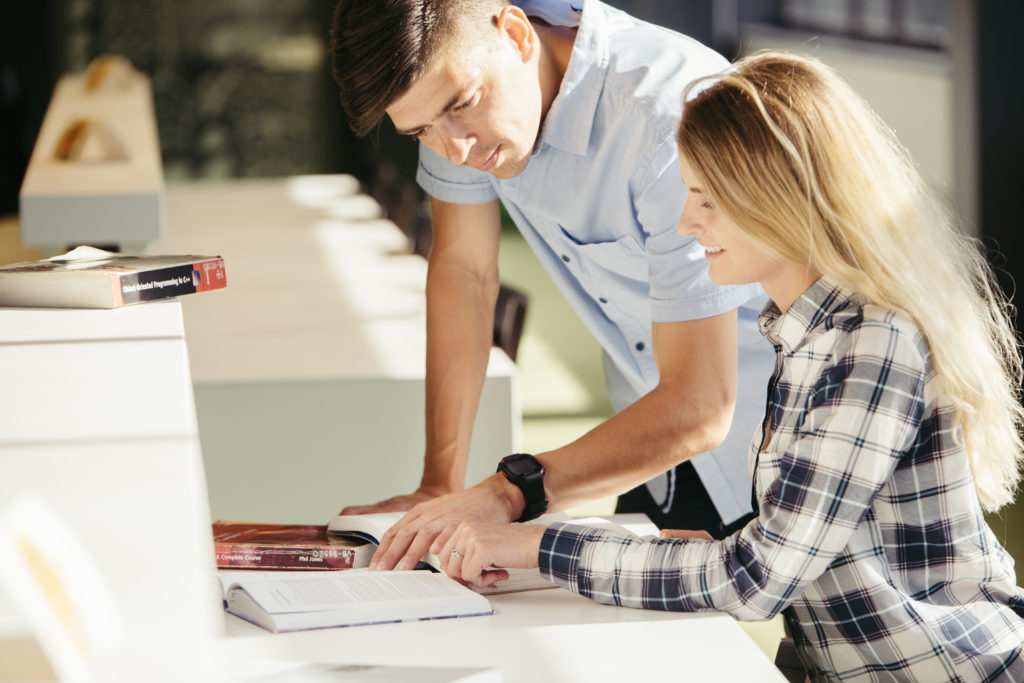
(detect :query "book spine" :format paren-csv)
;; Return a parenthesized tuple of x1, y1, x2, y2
(214, 544, 357, 570)
(117, 258, 227, 305)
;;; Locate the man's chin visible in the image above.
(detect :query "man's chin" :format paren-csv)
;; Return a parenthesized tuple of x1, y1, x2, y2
(489, 156, 529, 180)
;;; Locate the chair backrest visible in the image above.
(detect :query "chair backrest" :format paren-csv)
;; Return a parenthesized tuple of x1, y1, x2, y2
(411, 200, 433, 258)
(493, 284, 529, 362)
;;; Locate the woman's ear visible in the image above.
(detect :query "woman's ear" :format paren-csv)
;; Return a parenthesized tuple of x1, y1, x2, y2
(495, 5, 536, 62)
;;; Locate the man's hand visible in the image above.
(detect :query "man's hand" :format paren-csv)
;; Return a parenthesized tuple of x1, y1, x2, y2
(437, 521, 546, 588)
(369, 474, 523, 571)
(338, 485, 448, 516)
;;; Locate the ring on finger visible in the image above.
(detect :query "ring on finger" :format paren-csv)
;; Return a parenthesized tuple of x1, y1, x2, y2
(451, 549, 462, 559)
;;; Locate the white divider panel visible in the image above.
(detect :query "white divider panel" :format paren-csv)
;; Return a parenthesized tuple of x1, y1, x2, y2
(0, 301, 222, 682)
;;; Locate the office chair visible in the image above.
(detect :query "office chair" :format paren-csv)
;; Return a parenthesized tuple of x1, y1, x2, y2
(493, 283, 528, 362)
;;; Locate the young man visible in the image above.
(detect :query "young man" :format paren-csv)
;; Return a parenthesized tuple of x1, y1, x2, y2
(329, 0, 775, 570)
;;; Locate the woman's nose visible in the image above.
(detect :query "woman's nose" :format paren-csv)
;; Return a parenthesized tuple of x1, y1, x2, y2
(677, 198, 701, 237)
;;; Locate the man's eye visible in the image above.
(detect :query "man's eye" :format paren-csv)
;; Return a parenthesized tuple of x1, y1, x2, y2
(453, 93, 478, 112)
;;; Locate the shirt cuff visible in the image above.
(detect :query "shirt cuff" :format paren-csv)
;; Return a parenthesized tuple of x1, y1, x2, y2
(539, 522, 601, 592)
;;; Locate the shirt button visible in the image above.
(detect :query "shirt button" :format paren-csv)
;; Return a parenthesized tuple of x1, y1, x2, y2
(635, 342, 645, 352)
(599, 297, 608, 304)
(561, 254, 570, 262)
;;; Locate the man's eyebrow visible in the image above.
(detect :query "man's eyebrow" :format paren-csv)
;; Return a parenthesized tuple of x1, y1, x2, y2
(395, 93, 462, 136)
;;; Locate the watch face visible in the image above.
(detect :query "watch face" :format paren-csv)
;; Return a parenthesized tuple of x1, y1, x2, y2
(504, 456, 539, 476)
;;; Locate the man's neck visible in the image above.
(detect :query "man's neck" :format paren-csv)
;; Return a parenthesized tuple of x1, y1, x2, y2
(534, 22, 578, 124)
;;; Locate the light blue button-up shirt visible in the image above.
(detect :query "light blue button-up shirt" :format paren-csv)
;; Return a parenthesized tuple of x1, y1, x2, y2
(416, 0, 775, 525)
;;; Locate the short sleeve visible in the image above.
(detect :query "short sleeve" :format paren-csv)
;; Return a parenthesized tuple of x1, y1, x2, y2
(635, 139, 761, 322)
(415, 142, 499, 205)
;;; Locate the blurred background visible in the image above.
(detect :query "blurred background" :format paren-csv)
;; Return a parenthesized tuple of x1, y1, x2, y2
(1, 0, 1021, 557)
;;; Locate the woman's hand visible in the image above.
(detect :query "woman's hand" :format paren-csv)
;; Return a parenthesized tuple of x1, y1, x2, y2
(436, 521, 547, 588)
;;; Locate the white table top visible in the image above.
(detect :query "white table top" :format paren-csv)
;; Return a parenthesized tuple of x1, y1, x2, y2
(220, 586, 786, 682)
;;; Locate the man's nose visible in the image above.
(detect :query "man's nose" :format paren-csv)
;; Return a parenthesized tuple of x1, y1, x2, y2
(439, 120, 473, 166)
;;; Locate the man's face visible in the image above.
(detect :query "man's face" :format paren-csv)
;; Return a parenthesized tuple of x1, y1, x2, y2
(386, 12, 544, 180)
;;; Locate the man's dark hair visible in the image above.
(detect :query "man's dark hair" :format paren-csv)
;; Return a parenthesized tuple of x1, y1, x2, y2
(330, 0, 504, 137)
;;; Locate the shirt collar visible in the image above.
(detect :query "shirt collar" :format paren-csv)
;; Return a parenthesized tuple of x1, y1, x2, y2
(758, 276, 859, 355)
(533, 0, 608, 156)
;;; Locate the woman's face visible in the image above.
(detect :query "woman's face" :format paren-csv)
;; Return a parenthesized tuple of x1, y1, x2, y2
(676, 154, 818, 311)
(676, 156, 773, 287)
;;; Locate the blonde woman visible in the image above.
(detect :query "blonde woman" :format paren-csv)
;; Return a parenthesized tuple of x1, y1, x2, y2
(433, 51, 1024, 680)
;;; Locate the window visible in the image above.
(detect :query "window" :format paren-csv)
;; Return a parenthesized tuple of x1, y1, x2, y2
(779, 0, 947, 48)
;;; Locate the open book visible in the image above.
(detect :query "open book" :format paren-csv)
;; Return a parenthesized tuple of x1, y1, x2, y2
(328, 512, 565, 595)
(326, 512, 652, 595)
(222, 569, 492, 633)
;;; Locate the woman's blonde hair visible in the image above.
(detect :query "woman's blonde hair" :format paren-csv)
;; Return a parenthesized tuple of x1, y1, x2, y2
(678, 50, 1023, 511)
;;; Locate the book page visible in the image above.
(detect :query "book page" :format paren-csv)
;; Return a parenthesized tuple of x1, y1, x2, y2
(326, 512, 401, 545)
(324, 512, 641, 593)
(327, 513, 442, 570)
(229, 570, 475, 613)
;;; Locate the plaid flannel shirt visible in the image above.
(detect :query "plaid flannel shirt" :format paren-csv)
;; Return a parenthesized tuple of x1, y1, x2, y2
(539, 276, 1024, 681)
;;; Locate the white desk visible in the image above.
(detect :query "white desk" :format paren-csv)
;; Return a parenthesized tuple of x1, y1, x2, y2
(221, 587, 786, 682)
(149, 176, 520, 524)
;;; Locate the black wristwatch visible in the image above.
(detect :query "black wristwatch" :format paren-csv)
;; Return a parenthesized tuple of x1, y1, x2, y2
(497, 453, 548, 523)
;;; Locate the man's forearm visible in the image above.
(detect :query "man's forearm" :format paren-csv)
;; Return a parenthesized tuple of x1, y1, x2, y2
(420, 257, 500, 493)
(538, 380, 733, 511)
(536, 314, 739, 513)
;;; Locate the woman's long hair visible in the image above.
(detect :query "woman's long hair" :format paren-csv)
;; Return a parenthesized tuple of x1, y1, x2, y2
(678, 51, 1023, 511)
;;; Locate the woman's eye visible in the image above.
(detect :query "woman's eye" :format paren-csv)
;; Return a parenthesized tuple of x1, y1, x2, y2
(701, 201, 713, 210)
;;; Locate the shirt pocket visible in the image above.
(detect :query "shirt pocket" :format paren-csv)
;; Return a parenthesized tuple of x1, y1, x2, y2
(559, 226, 648, 282)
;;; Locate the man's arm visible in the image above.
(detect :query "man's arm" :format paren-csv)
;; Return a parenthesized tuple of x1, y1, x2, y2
(369, 311, 739, 569)
(529, 313, 737, 509)
(339, 197, 502, 515)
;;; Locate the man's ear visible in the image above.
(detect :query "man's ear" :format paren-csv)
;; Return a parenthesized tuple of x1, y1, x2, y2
(495, 5, 536, 62)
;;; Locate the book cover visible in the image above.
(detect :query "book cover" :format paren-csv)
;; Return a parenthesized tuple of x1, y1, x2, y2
(223, 570, 493, 633)
(213, 521, 373, 571)
(0, 245, 227, 309)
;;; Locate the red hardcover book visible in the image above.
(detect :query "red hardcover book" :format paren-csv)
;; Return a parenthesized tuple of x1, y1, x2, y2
(212, 521, 373, 570)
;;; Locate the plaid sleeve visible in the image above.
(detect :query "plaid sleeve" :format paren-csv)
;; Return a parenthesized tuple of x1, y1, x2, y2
(540, 319, 928, 619)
